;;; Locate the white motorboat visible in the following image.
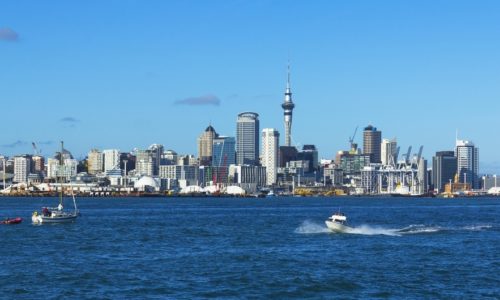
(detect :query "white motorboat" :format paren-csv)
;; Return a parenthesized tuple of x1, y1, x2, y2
(325, 212, 351, 233)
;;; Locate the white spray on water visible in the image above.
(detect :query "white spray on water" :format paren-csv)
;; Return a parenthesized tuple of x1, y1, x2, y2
(295, 221, 493, 236)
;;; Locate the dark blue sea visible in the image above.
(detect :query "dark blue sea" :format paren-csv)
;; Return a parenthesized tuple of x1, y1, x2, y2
(1, 197, 499, 299)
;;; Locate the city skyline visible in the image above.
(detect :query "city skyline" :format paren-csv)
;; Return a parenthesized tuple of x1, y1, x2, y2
(2, 1, 500, 173)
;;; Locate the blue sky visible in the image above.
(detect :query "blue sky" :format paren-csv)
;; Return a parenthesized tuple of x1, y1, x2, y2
(1, 1, 500, 173)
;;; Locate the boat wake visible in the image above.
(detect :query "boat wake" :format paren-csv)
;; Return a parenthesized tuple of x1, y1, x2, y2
(295, 221, 493, 236)
(294, 220, 331, 234)
(344, 225, 401, 236)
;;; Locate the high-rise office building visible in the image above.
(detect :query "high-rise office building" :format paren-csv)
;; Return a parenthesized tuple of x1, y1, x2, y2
(87, 149, 104, 175)
(236, 112, 259, 165)
(279, 146, 298, 167)
(363, 125, 382, 164)
(456, 140, 479, 189)
(381, 138, 397, 166)
(198, 125, 218, 166)
(14, 155, 31, 183)
(212, 136, 236, 184)
(432, 151, 457, 192)
(281, 64, 295, 147)
(212, 136, 236, 168)
(103, 149, 120, 172)
(297, 145, 319, 174)
(262, 128, 280, 186)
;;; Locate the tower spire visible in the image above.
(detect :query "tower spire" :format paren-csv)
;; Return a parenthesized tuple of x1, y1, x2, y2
(282, 62, 295, 147)
(287, 61, 291, 90)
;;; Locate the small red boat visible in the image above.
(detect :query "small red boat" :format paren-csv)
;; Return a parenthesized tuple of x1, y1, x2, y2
(1, 217, 23, 225)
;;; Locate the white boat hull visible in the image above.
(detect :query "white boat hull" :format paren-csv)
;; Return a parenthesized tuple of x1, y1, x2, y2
(32, 213, 77, 224)
(325, 220, 352, 233)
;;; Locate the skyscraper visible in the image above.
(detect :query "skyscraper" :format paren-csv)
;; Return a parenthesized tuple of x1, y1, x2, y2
(236, 112, 259, 165)
(432, 151, 457, 192)
(212, 136, 236, 167)
(262, 128, 280, 186)
(281, 64, 295, 147)
(212, 136, 236, 185)
(381, 138, 397, 166)
(198, 124, 218, 166)
(456, 140, 479, 189)
(363, 125, 382, 164)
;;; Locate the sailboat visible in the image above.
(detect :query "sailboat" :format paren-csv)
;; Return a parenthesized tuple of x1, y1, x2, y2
(32, 141, 79, 224)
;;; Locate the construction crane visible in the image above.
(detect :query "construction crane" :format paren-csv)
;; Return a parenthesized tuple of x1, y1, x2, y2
(32, 142, 40, 155)
(348, 126, 359, 154)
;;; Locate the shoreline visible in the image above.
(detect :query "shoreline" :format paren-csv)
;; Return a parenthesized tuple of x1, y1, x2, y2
(1, 193, 498, 199)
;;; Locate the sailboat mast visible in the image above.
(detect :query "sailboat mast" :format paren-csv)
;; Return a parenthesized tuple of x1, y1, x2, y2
(59, 141, 64, 205)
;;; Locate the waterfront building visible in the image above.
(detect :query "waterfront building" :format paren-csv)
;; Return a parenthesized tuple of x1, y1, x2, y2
(277, 165, 304, 185)
(262, 128, 280, 186)
(381, 138, 397, 166)
(236, 112, 260, 166)
(159, 165, 198, 183)
(455, 140, 479, 189)
(228, 165, 267, 193)
(281, 64, 295, 147)
(14, 155, 31, 183)
(87, 149, 104, 175)
(106, 168, 123, 186)
(103, 149, 120, 172)
(432, 151, 457, 193)
(323, 165, 344, 186)
(337, 151, 371, 175)
(363, 125, 382, 164)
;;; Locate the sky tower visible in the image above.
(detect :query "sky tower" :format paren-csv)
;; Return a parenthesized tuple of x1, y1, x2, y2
(281, 64, 295, 147)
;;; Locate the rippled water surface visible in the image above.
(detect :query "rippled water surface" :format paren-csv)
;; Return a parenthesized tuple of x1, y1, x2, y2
(1, 197, 499, 299)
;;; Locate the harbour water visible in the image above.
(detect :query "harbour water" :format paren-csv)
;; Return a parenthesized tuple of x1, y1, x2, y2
(1, 197, 499, 299)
